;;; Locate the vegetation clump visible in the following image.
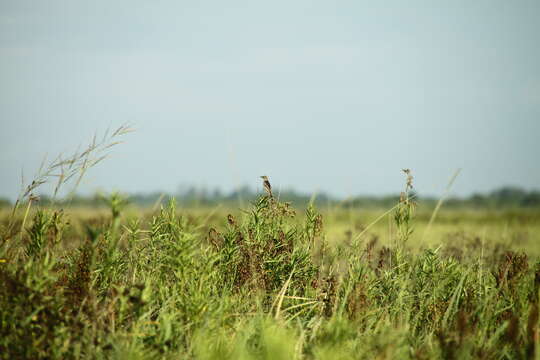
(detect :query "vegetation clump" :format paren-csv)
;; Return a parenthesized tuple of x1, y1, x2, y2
(1, 170, 539, 359)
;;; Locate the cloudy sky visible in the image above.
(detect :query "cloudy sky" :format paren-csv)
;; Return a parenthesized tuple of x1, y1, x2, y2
(1, 0, 539, 200)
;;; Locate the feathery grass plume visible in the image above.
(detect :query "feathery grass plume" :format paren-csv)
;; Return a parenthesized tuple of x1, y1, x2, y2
(3, 124, 132, 243)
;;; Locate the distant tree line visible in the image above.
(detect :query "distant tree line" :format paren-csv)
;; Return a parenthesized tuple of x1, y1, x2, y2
(445, 187, 540, 208)
(1, 186, 539, 209)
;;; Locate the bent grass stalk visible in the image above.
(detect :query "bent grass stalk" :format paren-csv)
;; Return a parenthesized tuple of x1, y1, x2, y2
(422, 168, 461, 242)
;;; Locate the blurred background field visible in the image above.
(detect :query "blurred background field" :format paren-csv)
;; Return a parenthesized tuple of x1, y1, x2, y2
(3, 202, 540, 256)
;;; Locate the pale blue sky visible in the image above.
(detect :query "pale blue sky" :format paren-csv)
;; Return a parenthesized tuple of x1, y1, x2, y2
(1, 1, 539, 200)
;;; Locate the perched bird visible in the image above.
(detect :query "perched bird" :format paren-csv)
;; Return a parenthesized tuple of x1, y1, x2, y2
(260, 176, 273, 198)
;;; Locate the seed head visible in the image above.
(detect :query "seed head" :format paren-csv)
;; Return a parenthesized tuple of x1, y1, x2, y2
(402, 169, 413, 190)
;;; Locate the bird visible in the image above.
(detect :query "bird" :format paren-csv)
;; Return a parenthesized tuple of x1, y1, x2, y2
(260, 176, 273, 198)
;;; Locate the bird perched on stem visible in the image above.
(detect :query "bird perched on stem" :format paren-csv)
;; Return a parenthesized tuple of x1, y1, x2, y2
(260, 176, 273, 198)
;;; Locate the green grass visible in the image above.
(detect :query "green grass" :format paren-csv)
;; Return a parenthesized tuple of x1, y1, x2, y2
(1, 189, 539, 359)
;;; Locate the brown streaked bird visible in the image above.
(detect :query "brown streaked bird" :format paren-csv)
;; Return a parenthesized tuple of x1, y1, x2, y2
(260, 175, 273, 197)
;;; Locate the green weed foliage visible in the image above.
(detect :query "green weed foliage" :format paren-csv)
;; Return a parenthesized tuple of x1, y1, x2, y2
(1, 186, 539, 359)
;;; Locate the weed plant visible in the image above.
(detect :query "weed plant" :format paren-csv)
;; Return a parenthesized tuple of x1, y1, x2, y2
(0, 165, 539, 358)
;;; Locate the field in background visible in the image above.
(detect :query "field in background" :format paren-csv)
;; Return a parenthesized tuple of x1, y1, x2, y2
(3, 203, 539, 256)
(1, 190, 540, 359)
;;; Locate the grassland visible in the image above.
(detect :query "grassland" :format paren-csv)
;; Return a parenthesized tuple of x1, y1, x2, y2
(1, 184, 540, 359)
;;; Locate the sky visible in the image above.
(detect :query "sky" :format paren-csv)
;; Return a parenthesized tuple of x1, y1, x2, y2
(1, 0, 539, 201)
